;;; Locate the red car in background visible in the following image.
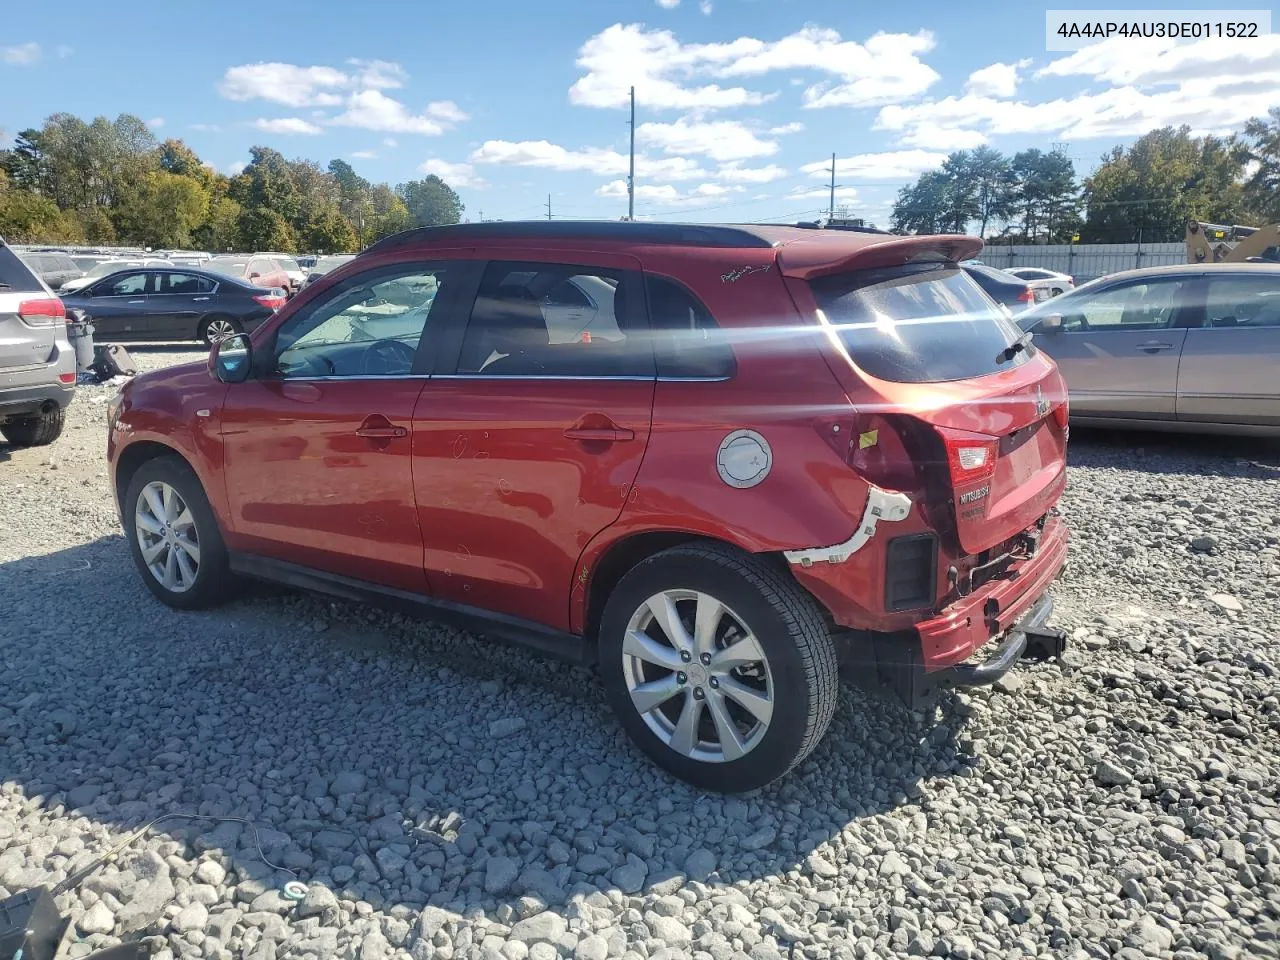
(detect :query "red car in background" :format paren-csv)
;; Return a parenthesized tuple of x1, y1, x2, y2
(204, 255, 294, 296)
(106, 221, 1071, 792)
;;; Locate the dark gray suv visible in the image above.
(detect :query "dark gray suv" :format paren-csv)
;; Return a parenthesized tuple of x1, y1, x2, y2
(0, 238, 76, 447)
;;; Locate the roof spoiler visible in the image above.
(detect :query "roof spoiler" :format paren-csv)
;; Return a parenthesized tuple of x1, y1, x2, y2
(777, 234, 984, 280)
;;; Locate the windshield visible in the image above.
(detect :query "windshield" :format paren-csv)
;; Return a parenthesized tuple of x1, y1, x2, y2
(810, 262, 1027, 383)
(85, 260, 143, 279)
(205, 260, 248, 276)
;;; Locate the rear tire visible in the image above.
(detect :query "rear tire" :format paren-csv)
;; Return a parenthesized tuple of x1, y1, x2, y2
(123, 456, 234, 609)
(1, 408, 65, 447)
(201, 315, 242, 346)
(598, 543, 838, 792)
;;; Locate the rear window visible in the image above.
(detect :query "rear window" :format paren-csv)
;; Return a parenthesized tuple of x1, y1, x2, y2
(810, 262, 1027, 383)
(0, 245, 43, 291)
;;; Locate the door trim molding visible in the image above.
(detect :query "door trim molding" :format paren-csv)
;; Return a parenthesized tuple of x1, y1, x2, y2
(228, 551, 593, 664)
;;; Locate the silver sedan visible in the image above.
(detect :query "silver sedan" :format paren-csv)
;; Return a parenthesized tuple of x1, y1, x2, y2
(1018, 263, 1280, 436)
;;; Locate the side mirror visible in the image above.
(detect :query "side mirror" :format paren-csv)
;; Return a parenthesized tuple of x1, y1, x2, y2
(1040, 314, 1064, 334)
(209, 333, 253, 383)
(248, 272, 261, 280)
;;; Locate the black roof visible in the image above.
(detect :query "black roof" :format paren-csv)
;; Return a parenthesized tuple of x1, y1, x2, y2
(365, 220, 779, 253)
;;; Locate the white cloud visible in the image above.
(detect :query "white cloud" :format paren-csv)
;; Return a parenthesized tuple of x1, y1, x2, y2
(570, 24, 770, 110)
(2, 42, 41, 65)
(420, 158, 488, 189)
(788, 185, 859, 203)
(637, 118, 777, 162)
(569, 23, 938, 112)
(227, 161, 247, 175)
(469, 139, 707, 180)
(220, 62, 351, 107)
(55, 44, 73, 59)
(964, 59, 1030, 98)
(768, 121, 805, 135)
(799, 149, 947, 181)
(330, 91, 465, 135)
(699, 0, 713, 13)
(346, 59, 408, 90)
(351, 150, 378, 159)
(597, 180, 741, 206)
(879, 35, 1280, 148)
(254, 117, 324, 135)
(148, 117, 165, 130)
(383, 138, 398, 147)
(656, 0, 680, 7)
(714, 162, 788, 183)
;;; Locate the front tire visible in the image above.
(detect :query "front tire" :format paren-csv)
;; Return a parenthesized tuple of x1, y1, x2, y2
(1, 408, 65, 447)
(201, 315, 242, 346)
(599, 543, 838, 792)
(123, 456, 234, 609)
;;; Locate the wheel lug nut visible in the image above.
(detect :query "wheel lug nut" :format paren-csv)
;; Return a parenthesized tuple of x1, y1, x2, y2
(709, 677, 719, 688)
(693, 687, 705, 700)
(677, 672, 687, 684)
(680, 650, 692, 663)
(700, 652, 712, 666)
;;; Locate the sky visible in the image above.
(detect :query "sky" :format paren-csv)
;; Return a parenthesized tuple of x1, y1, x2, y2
(2, 0, 1278, 227)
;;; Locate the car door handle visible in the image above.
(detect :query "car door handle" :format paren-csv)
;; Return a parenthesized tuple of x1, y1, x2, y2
(356, 415, 408, 439)
(127, 299, 145, 304)
(193, 297, 211, 302)
(1136, 341, 1174, 351)
(564, 426, 635, 442)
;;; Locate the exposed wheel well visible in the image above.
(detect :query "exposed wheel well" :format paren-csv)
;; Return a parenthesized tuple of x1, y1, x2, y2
(584, 532, 799, 642)
(114, 441, 193, 512)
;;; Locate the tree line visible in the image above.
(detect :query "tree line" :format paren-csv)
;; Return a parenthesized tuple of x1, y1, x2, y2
(0, 113, 465, 252)
(889, 109, 1280, 244)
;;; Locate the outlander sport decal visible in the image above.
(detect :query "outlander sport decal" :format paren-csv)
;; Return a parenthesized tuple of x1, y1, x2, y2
(721, 264, 773, 284)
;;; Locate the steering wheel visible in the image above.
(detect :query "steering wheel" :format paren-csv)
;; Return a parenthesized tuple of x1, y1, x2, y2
(360, 339, 417, 375)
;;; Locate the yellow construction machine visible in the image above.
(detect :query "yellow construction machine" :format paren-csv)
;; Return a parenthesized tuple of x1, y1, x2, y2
(1186, 219, 1280, 264)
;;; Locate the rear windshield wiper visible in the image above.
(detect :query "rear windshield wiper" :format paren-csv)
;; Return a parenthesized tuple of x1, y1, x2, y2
(996, 331, 1033, 364)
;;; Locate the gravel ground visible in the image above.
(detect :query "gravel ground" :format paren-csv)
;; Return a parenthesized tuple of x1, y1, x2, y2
(2, 347, 1278, 960)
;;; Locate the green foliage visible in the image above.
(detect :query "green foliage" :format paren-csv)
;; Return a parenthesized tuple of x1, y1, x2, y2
(1081, 126, 1249, 243)
(1242, 108, 1280, 222)
(237, 207, 297, 252)
(395, 175, 463, 228)
(0, 182, 84, 243)
(1009, 149, 1081, 243)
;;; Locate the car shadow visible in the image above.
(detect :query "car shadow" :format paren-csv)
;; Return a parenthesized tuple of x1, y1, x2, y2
(0, 535, 976, 946)
(1069, 426, 1280, 474)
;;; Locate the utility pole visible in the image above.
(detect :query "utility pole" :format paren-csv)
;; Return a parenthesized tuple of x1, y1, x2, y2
(627, 86, 636, 222)
(478, 210, 483, 223)
(546, 194, 552, 221)
(828, 153, 837, 222)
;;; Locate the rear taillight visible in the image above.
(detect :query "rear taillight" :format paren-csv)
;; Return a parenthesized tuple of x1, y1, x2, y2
(937, 427, 999, 486)
(253, 293, 286, 310)
(1016, 287, 1035, 303)
(58, 372, 76, 384)
(18, 298, 66, 326)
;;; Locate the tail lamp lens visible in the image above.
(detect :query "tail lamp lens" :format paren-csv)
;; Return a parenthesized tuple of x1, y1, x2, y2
(19, 298, 66, 326)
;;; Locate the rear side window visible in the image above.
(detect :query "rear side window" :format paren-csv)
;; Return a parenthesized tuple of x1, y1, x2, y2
(645, 276, 735, 379)
(810, 263, 1025, 383)
(158, 273, 216, 294)
(457, 262, 650, 378)
(0, 245, 43, 291)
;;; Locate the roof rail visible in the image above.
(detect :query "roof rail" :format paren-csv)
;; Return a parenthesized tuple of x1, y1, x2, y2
(365, 220, 776, 253)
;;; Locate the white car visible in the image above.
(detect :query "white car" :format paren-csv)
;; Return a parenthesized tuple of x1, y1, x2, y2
(58, 258, 170, 294)
(1006, 267, 1075, 298)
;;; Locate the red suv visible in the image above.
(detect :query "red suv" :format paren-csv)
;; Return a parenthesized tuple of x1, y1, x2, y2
(107, 222, 1070, 791)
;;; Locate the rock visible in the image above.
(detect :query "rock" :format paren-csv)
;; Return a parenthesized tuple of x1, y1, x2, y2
(195, 860, 227, 887)
(486, 856, 520, 894)
(1125, 916, 1173, 954)
(740, 826, 776, 852)
(879, 852, 910, 877)
(993, 673, 1023, 695)
(78, 902, 115, 935)
(296, 884, 340, 924)
(611, 862, 647, 894)
(684, 849, 716, 881)
(173, 902, 209, 934)
(330, 771, 368, 796)
(509, 912, 568, 945)
(581, 764, 611, 788)
(575, 934, 609, 960)
(489, 718, 527, 738)
(1209, 593, 1243, 612)
(1094, 759, 1134, 787)
(805, 852, 839, 878)
(360, 931, 391, 960)
(646, 914, 692, 948)
(1190, 535, 1218, 552)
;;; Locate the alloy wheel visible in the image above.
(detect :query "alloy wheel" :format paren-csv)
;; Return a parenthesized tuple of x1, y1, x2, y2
(206, 319, 236, 342)
(621, 589, 774, 763)
(135, 481, 201, 592)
